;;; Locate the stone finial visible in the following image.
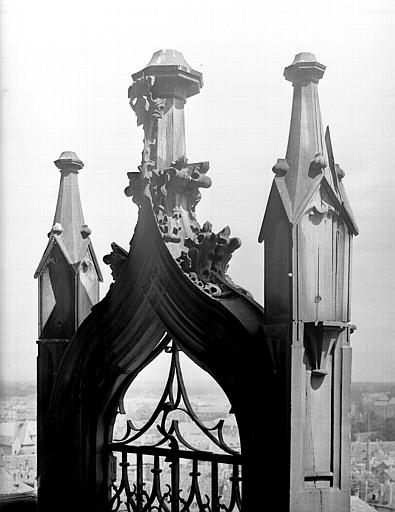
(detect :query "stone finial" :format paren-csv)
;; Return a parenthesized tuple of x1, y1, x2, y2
(284, 52, 326, 84)
(51, 150, 87, 263)
(131, 49, 203, 100)
(54, 151, 84, 173)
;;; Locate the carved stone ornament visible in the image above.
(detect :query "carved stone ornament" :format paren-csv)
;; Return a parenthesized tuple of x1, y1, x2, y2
(272, 158, 289, 177)
(308, 152, 327, 179)
(48, 222, 63, 237)
(103, 243, 129, 282)
(176, 222, 252, 299)
(123, 69, 246, 299)
(306, 185, 338, 224)
(154, 157, 212, 241)
(80, 224, 91, 239)
(128, 75, 166, 166)
(125, 75, 167, 210)
(304, 322, 345, 377)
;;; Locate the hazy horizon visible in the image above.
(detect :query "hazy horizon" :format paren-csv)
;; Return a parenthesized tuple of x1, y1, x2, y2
(1, 377, 395, 386)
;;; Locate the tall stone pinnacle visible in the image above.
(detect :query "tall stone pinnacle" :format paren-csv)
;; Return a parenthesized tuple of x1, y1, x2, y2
(282, 52, 334, 216)
(52, 151, 90, 264)
(259, 52, 358, 243)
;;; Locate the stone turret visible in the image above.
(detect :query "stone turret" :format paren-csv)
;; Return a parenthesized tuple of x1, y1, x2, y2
(259, 53, 358, 512)
(34, 151, 102, 506)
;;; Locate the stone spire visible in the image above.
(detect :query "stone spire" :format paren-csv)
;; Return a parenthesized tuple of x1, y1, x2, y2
(260, 52, 357, 240)
(276, 53, 336, 219)
(35, 151, 102, 339)
(51, 151, 89, 264)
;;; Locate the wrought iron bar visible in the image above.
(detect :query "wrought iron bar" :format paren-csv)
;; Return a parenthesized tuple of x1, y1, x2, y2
(136, 452, 143, 511)
(219, 464, 241, 512)
(111, 446, 242, 512)
(211, 461, 219, 512)
(191, 459, 210, 511)
(110, 480, 124, 512)
(121, 450, 133, 509)
(170, 453, 180, 512)
(109, 444, 242, 465)
(231, 463, 242, 511)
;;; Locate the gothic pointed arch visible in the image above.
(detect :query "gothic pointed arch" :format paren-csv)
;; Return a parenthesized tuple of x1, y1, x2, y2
(43, 189, 277, 510)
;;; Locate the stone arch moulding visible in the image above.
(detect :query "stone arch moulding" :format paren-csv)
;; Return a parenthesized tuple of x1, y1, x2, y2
(42, 201, 277, 512)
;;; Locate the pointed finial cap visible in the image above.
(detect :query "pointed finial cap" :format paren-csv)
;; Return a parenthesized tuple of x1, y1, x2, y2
(132, 49, 203, 99)
(284, 52, 326, 84)
(54, 151, 84, 172)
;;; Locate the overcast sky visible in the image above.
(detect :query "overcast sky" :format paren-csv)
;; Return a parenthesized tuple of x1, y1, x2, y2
(1, 0, 394, 383)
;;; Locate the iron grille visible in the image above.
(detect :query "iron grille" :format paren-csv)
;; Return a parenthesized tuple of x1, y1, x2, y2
(110, 340, 242, 511)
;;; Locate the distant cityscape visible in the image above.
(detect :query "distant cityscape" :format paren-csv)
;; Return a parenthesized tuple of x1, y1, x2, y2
(0, 381, 36, 498)
(350, 383, 395, 510)
(1, 380, 395, 510)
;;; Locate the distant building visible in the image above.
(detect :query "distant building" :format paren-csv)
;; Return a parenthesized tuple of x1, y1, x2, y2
(373, 462, 391, 484)
(352, 440, 395, 466)
(0, 421, 36, 456)
(0, 467, 35, 499)
(360, 393, 395, 419)
(350, 496, 377, 512)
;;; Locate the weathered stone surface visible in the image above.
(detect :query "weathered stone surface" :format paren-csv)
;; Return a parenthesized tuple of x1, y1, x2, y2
(35, 152, 103, 512)
(260, 53, 357, 512)
(35, 51, 356, 512)
(103, 242, 128, 282)
(124, 50, 243, 295)
(35, 152, 103, 338)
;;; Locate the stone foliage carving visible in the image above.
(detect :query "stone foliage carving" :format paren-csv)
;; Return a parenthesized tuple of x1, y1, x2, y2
(128, 75, 166, 160)
(125, 75, 211, 219)
(124, 72, 247, 299)
(176, 222, 252, 299)
(125, 76, 213, 253)
(179, 222, 240, 279)
(126, 75, 166, 207)
(153, 157, 211, 244)
(126, 156, 212, 240)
